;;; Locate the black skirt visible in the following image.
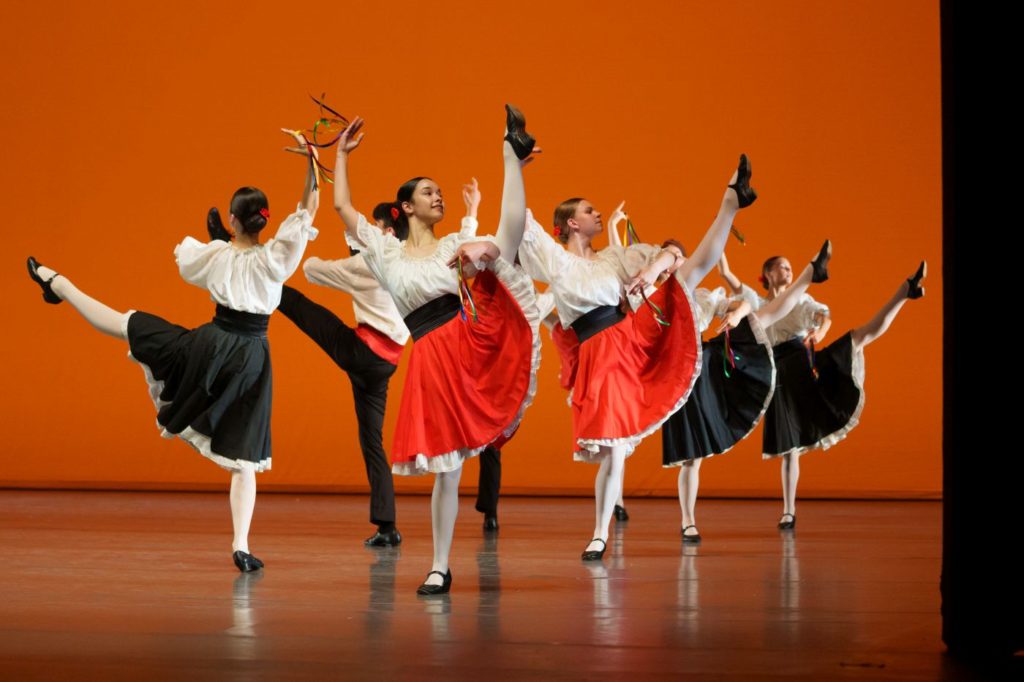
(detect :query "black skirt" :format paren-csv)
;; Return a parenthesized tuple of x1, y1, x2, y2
(126, 309, 273, 472)
(762, 331, 864, 459)
(662, 315, 775, 465)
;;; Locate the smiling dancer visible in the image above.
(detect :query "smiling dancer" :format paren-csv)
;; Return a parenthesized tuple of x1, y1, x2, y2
(331, 107, 542, 594)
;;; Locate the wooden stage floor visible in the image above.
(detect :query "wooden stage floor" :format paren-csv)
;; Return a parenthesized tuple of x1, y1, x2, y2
(0, 491, 973, 680)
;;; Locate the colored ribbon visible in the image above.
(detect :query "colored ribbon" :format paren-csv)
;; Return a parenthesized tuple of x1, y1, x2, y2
(626, 219, 641, 246)
(806, 339, 819, 380)
(730, 224, 746, 245)
(640, 287, 670, 327)
(291, 94, 355, 190)
(723, 327, 739, 378)
(456, 258, 478, 323)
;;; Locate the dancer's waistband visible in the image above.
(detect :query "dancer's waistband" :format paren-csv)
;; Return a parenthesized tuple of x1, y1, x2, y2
(403, 294, 461, 342)
(571, 305, 626, 343)
(213, 305, 270, 337)
(356, 324, 404, 365)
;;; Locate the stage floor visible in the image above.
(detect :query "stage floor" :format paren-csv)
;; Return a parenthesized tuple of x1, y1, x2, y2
(0, 491, 967, 680)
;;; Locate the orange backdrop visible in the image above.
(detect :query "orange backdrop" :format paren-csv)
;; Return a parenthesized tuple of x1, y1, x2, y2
(0, 1, 942, 499)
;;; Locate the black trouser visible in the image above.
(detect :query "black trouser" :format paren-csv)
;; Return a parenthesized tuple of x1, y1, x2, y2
(278, 286, 398, 527)
(475, 446, 501, 515)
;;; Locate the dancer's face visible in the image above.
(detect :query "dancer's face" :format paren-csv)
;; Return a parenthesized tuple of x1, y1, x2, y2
(568, 201, 603, 240)
(765, 258, 793, 288)
(401, 179, 445, 226)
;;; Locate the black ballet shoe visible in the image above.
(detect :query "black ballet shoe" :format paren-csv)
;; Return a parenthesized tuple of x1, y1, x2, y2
(811, 240, 832, 283)
(207, 207, 232, 242)
(777, 513, 796, 530)
(581, 538, 607, 561)
(482, 514, 499, 532)
(681, 525, 702, 544)
(613, 504, 630, 522)
(364, 528, 402, 547)
(727, 153, 758, 208)
(504, 103, 536, 160)
(416, 569, 452, 595)
(232, 550, 264, 572)
(27, 257, 62, 305)
(906, 261, 927, 300)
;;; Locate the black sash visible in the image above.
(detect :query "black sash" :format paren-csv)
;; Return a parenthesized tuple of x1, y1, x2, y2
(403, 294, 461, 342)
(571, 305, 626, 343)
(213, 305, 270, 337)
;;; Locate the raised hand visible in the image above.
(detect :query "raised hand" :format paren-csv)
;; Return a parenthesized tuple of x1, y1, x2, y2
(336, 116, 366, 155)
(462, 177, 481, 217)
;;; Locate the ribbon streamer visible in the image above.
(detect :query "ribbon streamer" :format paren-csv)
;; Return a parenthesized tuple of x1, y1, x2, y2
(289, 94, 355, 190)
(723, 327, 739, 378)
(626, 219, 642, 246)
(456, 258, 479, 323)
(640, 287, 670, 328)
(730, 224, 746, 245)
(806, 339, 820, 380)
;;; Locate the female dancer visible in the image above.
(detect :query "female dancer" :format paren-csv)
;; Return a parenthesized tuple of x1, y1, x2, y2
(720, 254, 927, 529)
(26, 129, 320, 571)
(332, 107, 542, 594)
(662, 244, 832, 542)
(517, 155, 758, 560)
(266, 177, 481, 547)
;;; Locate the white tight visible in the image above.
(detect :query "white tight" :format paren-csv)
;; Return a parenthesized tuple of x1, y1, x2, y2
(586, 446, 627, 551)
(424, 464, 464, 585)
(43, 269, 126, 339)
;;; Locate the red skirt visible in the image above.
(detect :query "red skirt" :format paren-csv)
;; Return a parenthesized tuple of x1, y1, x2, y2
(390, 259, 540, 475)
(550, 322, 580, 392)
(570, 277, 702, 462)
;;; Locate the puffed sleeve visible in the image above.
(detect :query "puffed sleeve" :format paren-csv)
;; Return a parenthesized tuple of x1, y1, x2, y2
(735, 284, 765, 312)
(261, 207, 320, 282)
(303, 254, 374, 295)
(536, 290, 557, 321)
(691, 287, 730, 332)
(613, 243, 663, 278)
(458, 216, 479, 240)
(517, 209, 570, 284)
(704, 286, 731, 318)
(175, 238, 231, 289)
(794, 294, 830, 331)
(352, 212, 403, 285)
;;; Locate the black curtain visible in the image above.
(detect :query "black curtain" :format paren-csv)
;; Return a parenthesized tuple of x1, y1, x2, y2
(941, 0, 1023, 668)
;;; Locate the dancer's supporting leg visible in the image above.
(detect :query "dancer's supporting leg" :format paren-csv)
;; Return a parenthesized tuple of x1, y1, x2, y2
(679, 459, 702, 538)
(230, 469, 257, 553)
(476, 446, 501, 530)
(614, 468, 629, 521)
(352, 376, 397, 535)
(277, 286, 399, 540)
(779, 453, 800, 525)
(423, 465, 464, 587)
(584, 445, 627, 555)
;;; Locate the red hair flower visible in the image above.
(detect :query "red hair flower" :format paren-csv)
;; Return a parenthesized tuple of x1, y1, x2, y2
(258, 208, 270, 219)
(553, 226, 562, 237)
(390, 207, 400, 220)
